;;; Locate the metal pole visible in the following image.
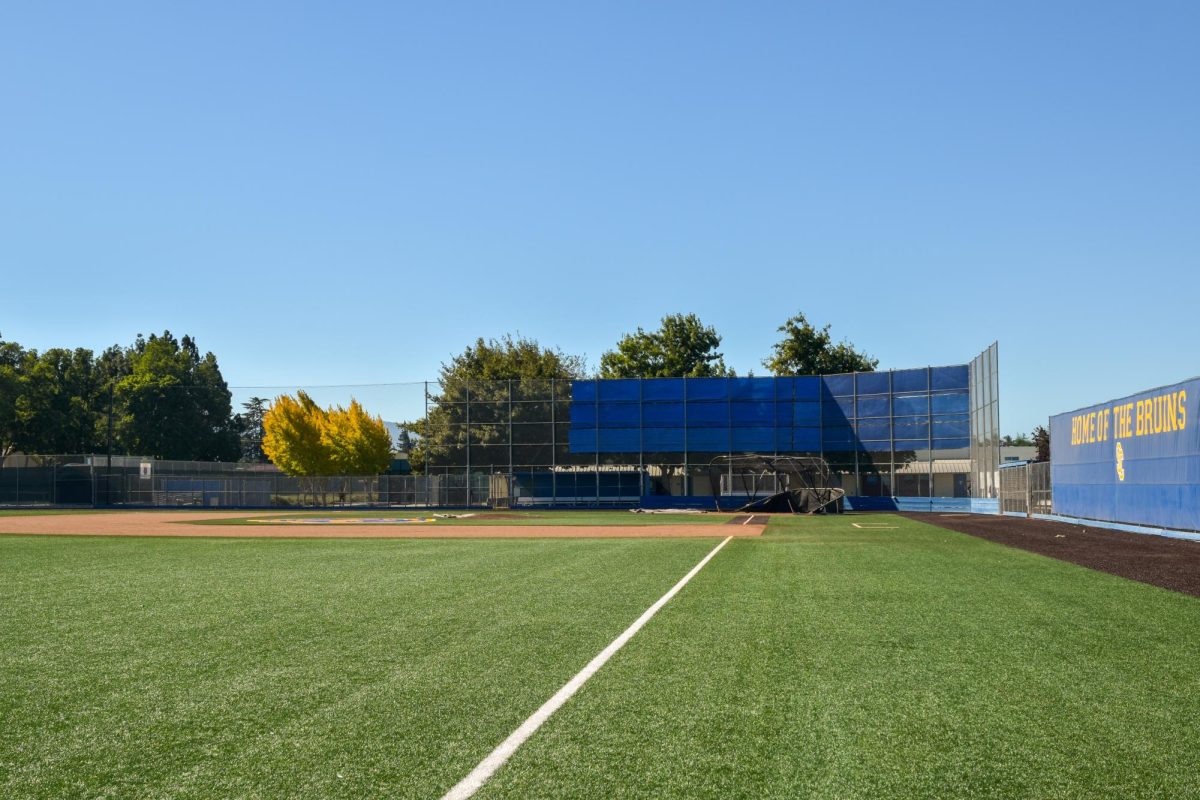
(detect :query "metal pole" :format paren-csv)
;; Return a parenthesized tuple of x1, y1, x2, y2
(105, 385, 114, 506)
(682, 377, 689, 496)
(927, 365, 934, 500)
(638, 378, 644, 501)
(464, 381, 471, 507)
(550, 379, 557, 505)
(508, 378, 513, 492)
(594, 377, 599, 505)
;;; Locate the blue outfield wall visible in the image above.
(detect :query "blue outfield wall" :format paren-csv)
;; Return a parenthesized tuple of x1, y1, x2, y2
(1050, 377, 1200, 532)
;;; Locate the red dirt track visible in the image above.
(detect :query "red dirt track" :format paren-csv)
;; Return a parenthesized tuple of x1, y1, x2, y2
(0, 511, 762, 539)
(907, 512, 1200, 598)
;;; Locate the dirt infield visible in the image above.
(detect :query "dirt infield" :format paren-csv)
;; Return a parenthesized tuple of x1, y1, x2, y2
(726, 514, 770, 526)
(908, 512, 1200, 598)
(0, 511, 762, 539)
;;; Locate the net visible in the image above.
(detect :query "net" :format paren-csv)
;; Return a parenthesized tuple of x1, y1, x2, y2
(707, 454, 844, 514)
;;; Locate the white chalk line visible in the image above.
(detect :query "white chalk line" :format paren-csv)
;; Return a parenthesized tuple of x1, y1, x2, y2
(440, 534, 735, 800)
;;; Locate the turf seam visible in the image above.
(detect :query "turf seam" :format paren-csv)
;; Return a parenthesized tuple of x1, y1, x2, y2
(439, 534, 735, 800)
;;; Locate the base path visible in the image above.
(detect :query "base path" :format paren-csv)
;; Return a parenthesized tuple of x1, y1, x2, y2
(0, 511, 765, 539)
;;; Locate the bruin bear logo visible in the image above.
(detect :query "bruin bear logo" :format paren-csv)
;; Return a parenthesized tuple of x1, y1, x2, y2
(1115, 441, 1126, 482)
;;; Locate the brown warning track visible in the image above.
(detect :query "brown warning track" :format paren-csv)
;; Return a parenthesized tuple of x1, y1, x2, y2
(905, 512, 1200, 598)
(0, 511, 763, 539)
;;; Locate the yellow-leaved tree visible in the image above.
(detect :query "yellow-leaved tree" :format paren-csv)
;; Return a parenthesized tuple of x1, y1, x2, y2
(262, 391, 331, 476)
(323, 399, 393, 476)
(262, 392, 393, 505)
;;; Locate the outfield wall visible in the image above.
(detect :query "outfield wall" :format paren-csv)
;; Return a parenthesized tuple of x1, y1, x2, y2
(1050, 377, 1199, 532)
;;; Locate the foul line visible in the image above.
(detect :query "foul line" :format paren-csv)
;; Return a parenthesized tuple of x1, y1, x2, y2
(440, 534, 735, 800)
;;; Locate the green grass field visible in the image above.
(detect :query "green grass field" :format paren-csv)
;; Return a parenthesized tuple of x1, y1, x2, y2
(3, 513, 1199, 798)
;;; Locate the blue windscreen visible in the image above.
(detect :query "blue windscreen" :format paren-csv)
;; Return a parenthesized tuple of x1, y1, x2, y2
(687, 403, 728, 427)
(598, 379, 640, 402)
(856, 396, 890, 418)
(569, 403, 597, 428)
(822, 374, 854, 397)
(642, 378, 684, 402)
(641, 403, 684, 427)
(931, 365, 969, 391)
(568, 368, 972, 462)
(856, 371, 890, 395)
(731, 402, 774, 425)
(686, 378, 728, 401)
(892, 368, 928, 393)
(596, 404, 640, 427)
(571, 380, 597, 402)
(731, 428, 775, 451)
(643, 427, 685, 451)
(893, 395, 929, 416)
(794, 376, 821, 400)
(931, 392, 969, 415)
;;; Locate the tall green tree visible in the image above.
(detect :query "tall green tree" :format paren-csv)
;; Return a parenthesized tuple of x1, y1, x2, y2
(115, 332, 240, 461)
(1033, 425, 1051, 462)
(762, 312, 878, 376)
(0, 335, 25, 458)
(404, 335, 586, 474)
(238, 397, 269, 463)
(599, 313, 732, 378)
(13, 347, 101, 454)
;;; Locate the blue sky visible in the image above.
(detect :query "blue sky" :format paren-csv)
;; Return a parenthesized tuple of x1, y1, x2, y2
(2, 1, 1197, 433)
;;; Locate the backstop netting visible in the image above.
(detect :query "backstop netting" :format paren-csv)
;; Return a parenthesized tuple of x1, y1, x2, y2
(707, 454, 845, 514)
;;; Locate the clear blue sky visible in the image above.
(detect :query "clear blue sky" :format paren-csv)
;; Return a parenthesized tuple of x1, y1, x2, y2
(2, 1, 1197, 433)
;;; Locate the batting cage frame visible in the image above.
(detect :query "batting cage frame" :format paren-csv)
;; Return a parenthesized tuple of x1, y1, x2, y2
(707, 454, 845, 514)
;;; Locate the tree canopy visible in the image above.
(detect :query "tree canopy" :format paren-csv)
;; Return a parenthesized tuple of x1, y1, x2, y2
(762, 312, 878, 376)
(115, 332, 241, 461)
(1032, 425, 1050, 462)
(599, 313, 732, 378)
(239, 397, 269, 463)
(0, 331, 241, 461)
(262, 392, 392, 476)
(1001, 433, 1034, 447)
(403, 335, 586, 474)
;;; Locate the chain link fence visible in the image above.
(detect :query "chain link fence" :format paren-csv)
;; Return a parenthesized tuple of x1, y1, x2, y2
(998, 460, 1053, 516)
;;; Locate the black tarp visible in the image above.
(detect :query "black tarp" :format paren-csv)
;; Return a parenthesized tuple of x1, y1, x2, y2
(738, 489, 844, 514)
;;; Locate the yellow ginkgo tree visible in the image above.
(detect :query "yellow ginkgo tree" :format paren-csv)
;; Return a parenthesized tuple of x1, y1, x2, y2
(323, 399, 393, 476)
(262, 391, 393, 504)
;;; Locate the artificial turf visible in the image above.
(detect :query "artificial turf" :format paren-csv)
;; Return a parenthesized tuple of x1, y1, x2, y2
(479, 514, 1200, 798)
(0, 535, 716, 798)
(3, 514, 1199, 798)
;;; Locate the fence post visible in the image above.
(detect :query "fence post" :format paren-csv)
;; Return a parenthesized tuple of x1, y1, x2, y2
(1025, 463, 1033, 518)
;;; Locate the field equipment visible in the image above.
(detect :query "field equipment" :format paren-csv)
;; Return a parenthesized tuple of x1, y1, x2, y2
(707, 454, 844, 514)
